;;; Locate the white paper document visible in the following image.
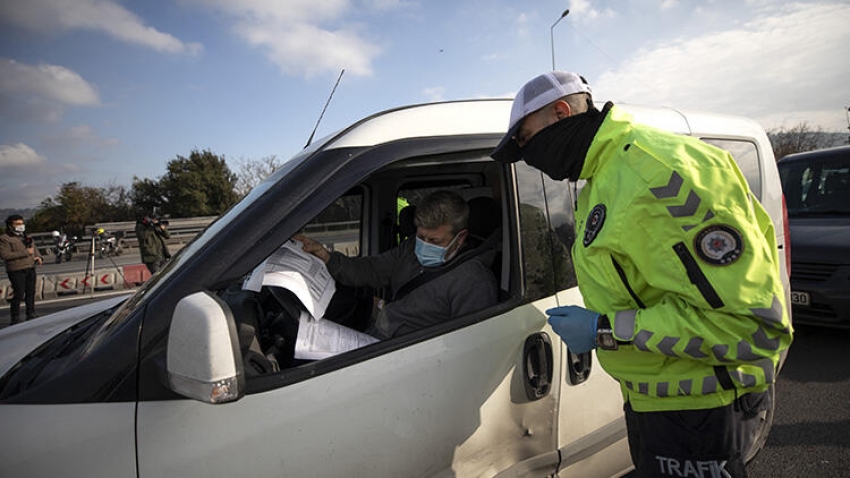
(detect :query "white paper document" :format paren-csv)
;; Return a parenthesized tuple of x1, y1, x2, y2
(244, 238, 378, 360)
(294, 311, 379, 360)
(243, 239, 336, 319)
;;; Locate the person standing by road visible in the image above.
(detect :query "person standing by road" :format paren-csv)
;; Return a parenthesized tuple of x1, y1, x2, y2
(158, 220, 171, 263)
(0, 215, 43, 324)
(492, 71, 793, 477)
(136, 216, 170, 274)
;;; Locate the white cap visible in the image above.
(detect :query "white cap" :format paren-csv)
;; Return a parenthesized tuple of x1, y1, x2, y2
(492, 71, 592, 163)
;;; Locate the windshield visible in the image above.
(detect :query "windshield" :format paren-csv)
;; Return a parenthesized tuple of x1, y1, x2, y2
(779, 159, 850, 217)
(90, 143, 326, 345)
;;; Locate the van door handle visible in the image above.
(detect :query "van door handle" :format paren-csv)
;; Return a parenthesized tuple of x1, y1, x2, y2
(523, 332, 554, 401)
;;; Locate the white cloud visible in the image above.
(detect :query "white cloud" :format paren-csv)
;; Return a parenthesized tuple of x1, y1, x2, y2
(660, 0, 679, 11)
(421, 86, 445, 102)
(189, 0, 384, 77)
(568, 0, 615, 21)
(188, 0, 349, 23)
(515, 12, 532, 40)
(0, 59, 99, 106)
(236, 21, 380, 77)
(1, 0, 202, 54)
(364, 0, 407, 10)
(593, 2, 850, 131)
(0, 141, 94, 209)
(0, 143, 46, 169)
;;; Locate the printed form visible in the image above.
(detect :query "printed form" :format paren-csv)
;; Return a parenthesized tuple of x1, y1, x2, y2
(244, 239, 378, 359)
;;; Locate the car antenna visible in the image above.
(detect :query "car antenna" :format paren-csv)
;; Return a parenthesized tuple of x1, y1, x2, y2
(305, 68, 345, 148)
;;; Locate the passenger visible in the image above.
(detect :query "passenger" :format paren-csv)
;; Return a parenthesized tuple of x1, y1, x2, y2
(297, 190, 498, 339)
(492, 71, 793, 478)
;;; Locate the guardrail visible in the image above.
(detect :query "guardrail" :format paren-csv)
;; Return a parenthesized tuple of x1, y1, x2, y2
(3, 217, 362, 305)
(0, 263, 151, 305)
(26, 216, 218, 257)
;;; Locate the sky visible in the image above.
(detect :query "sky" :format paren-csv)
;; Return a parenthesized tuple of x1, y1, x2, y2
(1, 0, 848, 210)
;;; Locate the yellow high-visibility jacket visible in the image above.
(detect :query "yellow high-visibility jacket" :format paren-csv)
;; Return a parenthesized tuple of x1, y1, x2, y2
(574, 105, 793, 412)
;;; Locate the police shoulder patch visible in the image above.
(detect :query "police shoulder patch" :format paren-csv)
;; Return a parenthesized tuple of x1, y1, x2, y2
(694, 224, 744, 265)
(583, 204, 606, 247)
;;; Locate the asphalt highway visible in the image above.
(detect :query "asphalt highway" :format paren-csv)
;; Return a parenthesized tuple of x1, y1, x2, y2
(746, 324, 850, 477)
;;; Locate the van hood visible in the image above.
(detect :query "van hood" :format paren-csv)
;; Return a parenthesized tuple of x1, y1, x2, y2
(788, 217, 850, 264)
(0, 295, 129, 378)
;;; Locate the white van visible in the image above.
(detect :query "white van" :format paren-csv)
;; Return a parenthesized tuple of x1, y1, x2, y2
(0, 100, 790, 478)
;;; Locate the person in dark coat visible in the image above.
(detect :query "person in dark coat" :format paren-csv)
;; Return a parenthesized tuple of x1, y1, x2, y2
(135, 216, 170, 274)
(0, 215, 43, 324)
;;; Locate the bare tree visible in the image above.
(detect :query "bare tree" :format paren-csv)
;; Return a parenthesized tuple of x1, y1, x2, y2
(767, 122, 836, 160)
(234, 155, 284, 197)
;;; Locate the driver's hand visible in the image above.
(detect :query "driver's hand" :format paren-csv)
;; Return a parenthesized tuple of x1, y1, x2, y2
(293, 234, 331, 263)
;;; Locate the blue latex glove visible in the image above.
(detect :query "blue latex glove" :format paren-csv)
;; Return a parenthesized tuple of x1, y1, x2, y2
(546, 305, 600, 354)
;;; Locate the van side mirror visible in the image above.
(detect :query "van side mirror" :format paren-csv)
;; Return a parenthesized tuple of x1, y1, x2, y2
(167, 291, 245, 404)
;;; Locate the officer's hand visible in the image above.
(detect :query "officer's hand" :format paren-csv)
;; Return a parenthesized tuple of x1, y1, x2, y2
(545, 305, 600, 354)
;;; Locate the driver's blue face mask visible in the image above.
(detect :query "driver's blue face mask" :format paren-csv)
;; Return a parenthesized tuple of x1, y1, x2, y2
(415, 232, 461, 267)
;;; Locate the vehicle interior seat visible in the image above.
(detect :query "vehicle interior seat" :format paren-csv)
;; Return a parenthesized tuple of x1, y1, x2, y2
(465, 196, 502, 282)
(466, 196, 500, 246)
(397, 204, 417, 244)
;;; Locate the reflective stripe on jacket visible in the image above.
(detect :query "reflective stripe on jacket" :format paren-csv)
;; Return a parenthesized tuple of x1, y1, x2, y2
(574, 105, 793, 412)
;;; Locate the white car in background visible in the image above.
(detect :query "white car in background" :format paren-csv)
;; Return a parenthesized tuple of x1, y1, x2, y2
(0, 99, 790, 477)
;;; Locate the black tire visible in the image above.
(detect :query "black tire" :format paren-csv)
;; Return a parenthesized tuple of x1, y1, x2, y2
(744, 384, 776, 463)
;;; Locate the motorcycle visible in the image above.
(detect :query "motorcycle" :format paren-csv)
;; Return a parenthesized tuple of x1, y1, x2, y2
(52, 230, 76, 264)
(95, 228, 125, 258)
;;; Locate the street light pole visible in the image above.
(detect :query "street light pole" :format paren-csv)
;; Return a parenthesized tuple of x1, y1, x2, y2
(550, 9, 570, 70)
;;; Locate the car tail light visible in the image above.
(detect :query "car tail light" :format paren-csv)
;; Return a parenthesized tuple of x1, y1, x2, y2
(782, 194, 791, 276)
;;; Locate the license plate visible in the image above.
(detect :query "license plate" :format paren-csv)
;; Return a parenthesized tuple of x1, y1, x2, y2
(790, 291, 810, 306)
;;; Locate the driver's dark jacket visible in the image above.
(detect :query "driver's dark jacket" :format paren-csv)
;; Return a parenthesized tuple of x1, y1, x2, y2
(326, 239, 498, 339)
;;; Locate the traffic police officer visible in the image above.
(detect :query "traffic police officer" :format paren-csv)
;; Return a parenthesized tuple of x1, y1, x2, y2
(492, 71, 793, 477)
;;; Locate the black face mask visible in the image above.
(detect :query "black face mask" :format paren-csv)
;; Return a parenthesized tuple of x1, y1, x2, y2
(520, 103, 608, 181)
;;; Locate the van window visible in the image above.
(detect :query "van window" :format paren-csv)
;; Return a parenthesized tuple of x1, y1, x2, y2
(304, 191, 364, 257)
(701, 139, 762, 199)
(542, 175, 578, 291)
(515, 163, 558, 301)
(226, 153, 506, 382)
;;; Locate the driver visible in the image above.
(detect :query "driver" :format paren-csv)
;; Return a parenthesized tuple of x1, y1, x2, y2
(296, 190, 498, 339)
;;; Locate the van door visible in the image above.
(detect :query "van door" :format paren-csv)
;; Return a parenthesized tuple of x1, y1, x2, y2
(537, 171, 634, 476)
(136, 317, 559, 477)
(135, 150, 565, 477)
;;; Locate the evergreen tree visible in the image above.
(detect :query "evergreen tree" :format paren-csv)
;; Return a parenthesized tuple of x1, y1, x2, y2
(159, 149, 238, 217)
